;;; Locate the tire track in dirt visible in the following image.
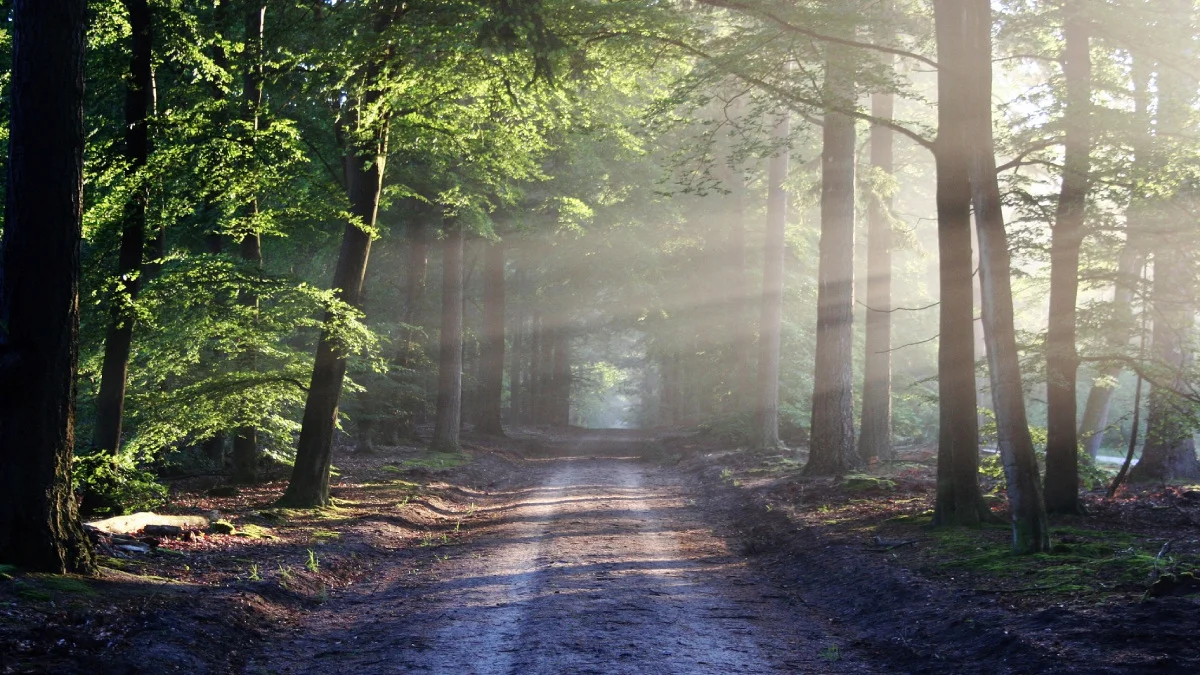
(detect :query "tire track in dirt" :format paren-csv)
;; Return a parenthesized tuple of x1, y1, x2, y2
(253, 457, 871, 674)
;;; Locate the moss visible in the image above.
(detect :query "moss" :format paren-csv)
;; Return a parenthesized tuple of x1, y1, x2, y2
(209, 520, 236, 535)
(384, 451, 467, 471)
(842, 475, 896, 492)
(310, 529, 340, 542)
(234, 524, 276, 539)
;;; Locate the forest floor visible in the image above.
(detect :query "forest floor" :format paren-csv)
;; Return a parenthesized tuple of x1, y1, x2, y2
(2, 428, 1199, 674)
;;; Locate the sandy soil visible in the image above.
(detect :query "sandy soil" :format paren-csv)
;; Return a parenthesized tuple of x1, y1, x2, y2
(251, 456, 865, 674)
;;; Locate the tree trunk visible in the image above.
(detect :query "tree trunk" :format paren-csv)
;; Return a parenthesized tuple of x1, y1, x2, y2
(1129, 0, 1200, 483)
(858, 67, 895, 464)
(476, 241, 506, 434)
(232, 4, 266, 485)
(0, 0, 94, 573)
(508, 262, 525, 424)
(431, 224, 465, 451)
(962, 0, 1049, 553)
(753, 111, 789, 451)
(551, 327, 570, 426)
(807, 45, 859, 476)
(92, 0, 152, 456)
(530, 309, 543, 425)
(725, 169, 754, 411)
(1078, 246, 1143, 457)
(931, 0, 990, 528)
(280, 108, 386, 508)
(1042, 3, 1091, 514)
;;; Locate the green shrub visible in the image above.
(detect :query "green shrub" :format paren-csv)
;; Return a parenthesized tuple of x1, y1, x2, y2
(74, 452, 167, 517)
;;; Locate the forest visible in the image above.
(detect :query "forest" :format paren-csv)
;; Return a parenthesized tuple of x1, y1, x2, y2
(2, 0, 1200, 672)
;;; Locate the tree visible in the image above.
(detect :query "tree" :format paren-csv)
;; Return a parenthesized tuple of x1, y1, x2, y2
(0, 0, 94, 573)
(962, 0, 1049, 553)
(1042, 0, 1091, 514)
(92, 0, 153, 457)
(475, 239, 507, 434)
(280, 10, 391, 506)
(432, 224, 466, 451)
(753, 109, 789, 451)
(931, 0, 990, 528)
(858, 51, 895, 464)
(806, 41, 860, 476)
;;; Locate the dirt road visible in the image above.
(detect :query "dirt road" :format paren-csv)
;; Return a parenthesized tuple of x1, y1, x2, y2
(253, 457, 870, 674)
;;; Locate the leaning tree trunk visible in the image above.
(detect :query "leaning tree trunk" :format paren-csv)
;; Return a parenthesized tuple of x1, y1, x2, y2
(280, 106, 386, 508)
(0, 0, 94, 574)
(807, 44, 859, 476)
(475, 240, 506, 435)
(431, 224, 466, 451)
(1129, 0, 1200, 483)
(962, 0, 1049, 553)
(1042, 3, 1091, 514)
(753, 110, 789, 451)
(232, 4, 266, 485)
(858, 66, 895, 464)
(92, 0, 152, 457)
(931, 0, 991, 528)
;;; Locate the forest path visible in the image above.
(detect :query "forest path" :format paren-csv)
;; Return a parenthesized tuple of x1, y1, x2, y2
(251, 456, 870, 674)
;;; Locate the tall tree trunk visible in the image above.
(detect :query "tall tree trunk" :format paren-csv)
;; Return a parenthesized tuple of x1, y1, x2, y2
(232, 4, 266, 484)
(1130, 0, 1200, 483)
(476, 241, 506, 434)
(807, 45, 859, 476)
(552, 326, 570, 426)
(280, 103, 386, 508)
(858, 65, 895, 464)
(1042, 2, 1091, 514)
(92, 0, 152, 456)
(963, 0, 1049, 553)
(530, 309, 543, 425)
(1077, 56, 1152, 459)
(0, 0, 94, 573)
(508, 261, 525, 424)
(931, 0, 989, 528)
(753, 110, 789, 451)
(432, 225, 465, 451)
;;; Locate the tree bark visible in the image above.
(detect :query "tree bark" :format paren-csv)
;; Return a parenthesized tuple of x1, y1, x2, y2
(432, 224, 466, 451)
(92, 0, 152, 456)
(280, 103, 386, 508)
(0, 0, 94, 573)
(962, 0, 1049, 553)
(530, 309, 543, 425)
(232, 4, 266, 485)
(508, 260, 525, 424)
(858, 67, 895, 464)
(1042, 3, 1091, 514)
(551, 326, 571, 426)
(476, 240, 506, 434)
(725, 169, 754, 411)
(931, 0, 990, 528)
(1129, 0, 1200, 483)
(807, 45, 859, 476)
(753, 111, 789, 451)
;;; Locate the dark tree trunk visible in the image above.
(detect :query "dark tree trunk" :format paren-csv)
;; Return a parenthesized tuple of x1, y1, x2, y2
(753, 111, 789, 451)
(551, 327, 570, 426)
(280, 107, 386, 508)
(931, 0, 989, 528)
(0, 0, 94, 573)
(963, 0, 1049, 553)
(1130, 1, 1200, 483)
(432, 225, 465, 451)
(529, 309, 543, 425)
(476, 241, 506, 434)
(92, 0, 152, 456)
(807, 46, 859, 476)
(858, 73, 895, 464)
(508, 262, 525, 424)
(1043, 4, 1091, 514)
(232, 4, 266, 485)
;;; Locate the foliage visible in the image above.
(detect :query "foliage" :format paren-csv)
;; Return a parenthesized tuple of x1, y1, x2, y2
(73, 453, 167, 517)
